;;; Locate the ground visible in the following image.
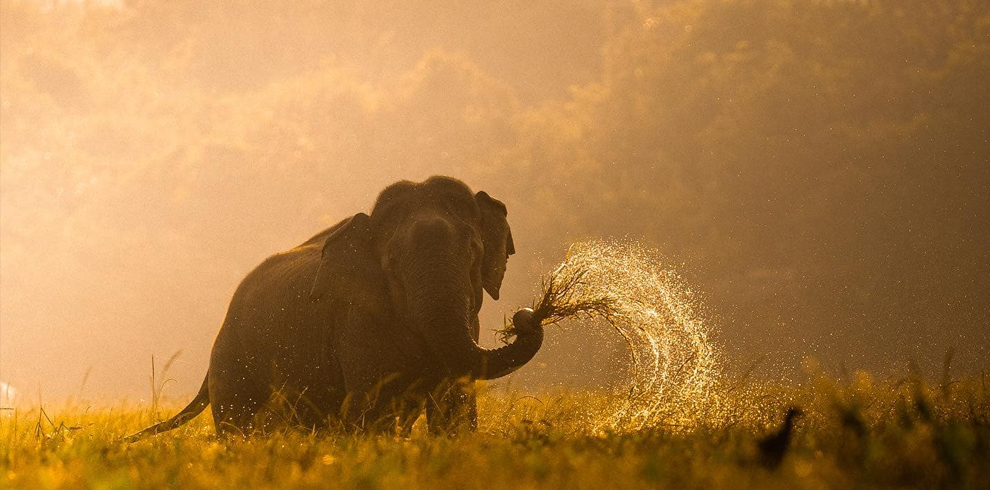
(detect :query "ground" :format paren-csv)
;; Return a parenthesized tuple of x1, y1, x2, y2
(2, 374, 987, 489)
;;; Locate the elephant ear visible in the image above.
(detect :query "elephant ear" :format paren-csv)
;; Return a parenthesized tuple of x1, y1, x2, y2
(309, 213, 376, 300)
(475, 191, 515, 301)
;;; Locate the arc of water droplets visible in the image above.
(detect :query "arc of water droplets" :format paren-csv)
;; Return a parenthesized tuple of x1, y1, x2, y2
(555, 240, 723, 431)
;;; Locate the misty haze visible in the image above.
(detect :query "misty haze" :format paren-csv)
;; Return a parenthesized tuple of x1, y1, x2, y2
(1, 0, 988, 488)
(2, 0, 986, 404)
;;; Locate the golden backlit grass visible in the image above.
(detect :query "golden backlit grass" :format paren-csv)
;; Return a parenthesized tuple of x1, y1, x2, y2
(2, 243, 986, 489)
(2, 373, 988, 490)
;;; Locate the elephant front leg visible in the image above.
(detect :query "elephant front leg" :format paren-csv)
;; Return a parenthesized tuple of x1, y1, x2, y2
(427, 314, 483, 434)
(462, 382, 478, 431)
(456, 315, 481, 431)
(426, 377, 477, 435)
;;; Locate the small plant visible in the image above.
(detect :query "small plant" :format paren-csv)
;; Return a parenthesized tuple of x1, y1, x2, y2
(33, 406, 83, 445)
(149, 351, 182, 421)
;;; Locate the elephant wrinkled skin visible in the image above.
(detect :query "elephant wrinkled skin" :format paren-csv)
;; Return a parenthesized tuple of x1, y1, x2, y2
(127, 176, 543, 439)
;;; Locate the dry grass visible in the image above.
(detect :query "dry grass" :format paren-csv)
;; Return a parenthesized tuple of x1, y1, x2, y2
(496, 264, 619, 344)
(2, 374, 988, 489)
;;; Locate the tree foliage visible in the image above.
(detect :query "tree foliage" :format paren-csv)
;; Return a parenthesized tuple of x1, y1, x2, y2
(1, 0, 987, 396)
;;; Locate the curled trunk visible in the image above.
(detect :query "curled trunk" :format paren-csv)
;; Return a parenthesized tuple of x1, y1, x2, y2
(435, 311, 544, 380)
(410, 263, 543, 380)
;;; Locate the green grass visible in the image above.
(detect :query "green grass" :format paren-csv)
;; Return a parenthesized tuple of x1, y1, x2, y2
(2, 373, 988, 489)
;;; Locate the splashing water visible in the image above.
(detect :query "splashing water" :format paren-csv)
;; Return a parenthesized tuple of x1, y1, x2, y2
(518, 240, 724, 431)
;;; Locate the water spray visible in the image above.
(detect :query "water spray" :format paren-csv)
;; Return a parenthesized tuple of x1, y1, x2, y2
(498, 240, 724, 431)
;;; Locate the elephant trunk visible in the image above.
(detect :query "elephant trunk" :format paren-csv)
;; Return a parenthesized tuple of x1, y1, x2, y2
(407, 252, 543, 381)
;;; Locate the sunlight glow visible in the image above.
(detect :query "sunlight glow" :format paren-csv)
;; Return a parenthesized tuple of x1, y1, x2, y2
(544, 240, 724, 431)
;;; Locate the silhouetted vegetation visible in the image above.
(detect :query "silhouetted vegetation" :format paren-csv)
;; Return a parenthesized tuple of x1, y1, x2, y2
(1, 0, 987, 396)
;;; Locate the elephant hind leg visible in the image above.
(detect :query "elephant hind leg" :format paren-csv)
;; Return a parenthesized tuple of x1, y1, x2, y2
(213, 383, 344, 436)
(211, 395, 265, 438)
(208, 367, 269, 437)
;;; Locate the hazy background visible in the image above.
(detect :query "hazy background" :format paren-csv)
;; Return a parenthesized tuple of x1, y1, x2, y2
(1, 0, 988, 404)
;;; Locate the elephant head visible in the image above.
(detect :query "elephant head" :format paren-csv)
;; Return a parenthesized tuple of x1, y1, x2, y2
(310, 176, 542, 380)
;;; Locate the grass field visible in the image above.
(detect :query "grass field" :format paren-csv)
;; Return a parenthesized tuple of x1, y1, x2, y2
(2, 373, 988, 490)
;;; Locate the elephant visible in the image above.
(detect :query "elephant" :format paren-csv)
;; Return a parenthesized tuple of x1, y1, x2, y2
(127, 176, 544, 439)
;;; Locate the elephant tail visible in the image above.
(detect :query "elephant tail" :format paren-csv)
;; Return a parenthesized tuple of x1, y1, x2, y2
(123, 374, 210, 442)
